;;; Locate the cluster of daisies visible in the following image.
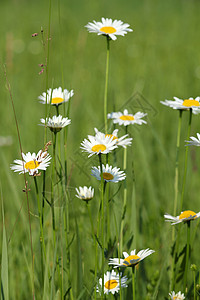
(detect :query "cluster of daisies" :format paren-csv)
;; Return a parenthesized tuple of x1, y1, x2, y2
(11, 87, 73, 176)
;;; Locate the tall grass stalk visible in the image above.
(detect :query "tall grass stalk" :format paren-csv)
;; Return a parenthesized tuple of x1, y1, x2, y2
(180, 109, 192, 212)
(120, 126, 128, 254)
(104, 36, 110, 134)
(172, 110, 183, 240)
(183, 221, 191, 293)
(51, 132, 57, 241)
(99, 153, 105, 298)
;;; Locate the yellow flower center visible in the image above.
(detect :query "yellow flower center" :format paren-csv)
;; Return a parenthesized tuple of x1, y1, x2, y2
(105, 134, 118, 141)
(179, 210, 196, 220)
(104, 279, 118, 290)
(103, 172, 114, 180)
(123, 254, 140, 266)
(119, 115, 134, 121)
(51, 97, 64, 104)
(25, 160, 40, 170)
(91, 144, 106, 153)
(100, 26, 117, 34)
(182, 99, 199, 107)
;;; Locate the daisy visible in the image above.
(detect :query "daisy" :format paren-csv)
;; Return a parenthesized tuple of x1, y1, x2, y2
(94, 128, 132, 148)
(38, 87, 74, 106)
(10, 150, 51, 176)
(75, 186, 94, 201)
(169, 291, 185, 300)
(108, 109, 147, 126)
(80, 132, 117, 157)
(109, 248, 155, 268)
(185, 133, 200, 146)
(85, 18, 132, 41)
(164, 210, 200, 225)
(40, 115, 71, 133)
(91, 164, 126, 183)
(160, 97, 200, 114)
(96, 270, 128, 295)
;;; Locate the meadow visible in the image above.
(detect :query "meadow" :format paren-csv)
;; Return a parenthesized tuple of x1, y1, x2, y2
(1, 0, 200, 299)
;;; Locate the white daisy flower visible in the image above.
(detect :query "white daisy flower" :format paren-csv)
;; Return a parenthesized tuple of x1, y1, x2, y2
(96, 270, 128, 295)
(80, 132, 117, 157)
(169, 291, 185, 300)
(164, 210, 200, 225)
(160, 97, 200, 114)
(108, 109, 147, 126)
(40, 115, 71, 133)
(91, 164, 126, 183)
(75, 186, 94, 201)
(38, 87, 74, 106)
(109, 248, 155, 268)
(185, 133, 200, 146)
(10, 150, 51, 176)
(94, 128, 132, 148)
(85, 18, 132, 41)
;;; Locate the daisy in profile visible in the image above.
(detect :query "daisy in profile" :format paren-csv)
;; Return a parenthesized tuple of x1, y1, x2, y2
(96, 270, 128, 295)
(80, 132, 117, 157)
(108, 109, 147, 126)
(40, 115, 71, 133)
(75, 186, 94, 201)
(160, 96, 200, 114)
(38, 87, 74, 106)
(185, 133, 200, 146)
(169, 291, 185, 300)
(164, 210, 200, 225)
(85, 18, 132, 41)
(109, 248, 155, 268)
(11, 150, 51, 176)
(91, 164, 126, 183)
(94, 128, 132, 148)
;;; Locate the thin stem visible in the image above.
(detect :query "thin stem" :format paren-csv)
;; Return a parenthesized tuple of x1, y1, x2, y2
(180, 109, 192, 212)
(51, 132, 57, 240)
(120, 126, 128, 254)
(172, 110, 183, 240)
(184, 221, 191, 292)
(34, 176, 46, 284)
(104, 36, 110, 134)
(106, 182, 110, 247)
(132, 266, 136, 300)
(194, 270, 196, 300)
(99, 153, 105, 299)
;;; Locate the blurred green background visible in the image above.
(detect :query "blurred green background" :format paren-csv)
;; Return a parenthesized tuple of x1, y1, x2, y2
(1, 0, 200, 298)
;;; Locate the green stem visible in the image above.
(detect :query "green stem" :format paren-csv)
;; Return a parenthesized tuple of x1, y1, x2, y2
(99, 153, 105, 299)
(120, 126, 128, 254)
(106, 182, 110, 247)
(34, 176, 46, 283)
(172, 110, 183, 240)
(194, 270, 196, 300)
(132, 266, 136, 300)
(104, 36, 110, 134)
(56, 105, 59, 116)
(51, 133, 57, 240)
(184, 221, 191, 292)
(180, 109, 192, 212)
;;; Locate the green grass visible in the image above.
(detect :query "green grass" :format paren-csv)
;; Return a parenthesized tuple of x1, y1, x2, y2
(1, 0, 200, 298)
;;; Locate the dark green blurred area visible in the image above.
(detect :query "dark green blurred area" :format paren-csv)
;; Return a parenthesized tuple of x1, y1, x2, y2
(1, 0, 200, 298)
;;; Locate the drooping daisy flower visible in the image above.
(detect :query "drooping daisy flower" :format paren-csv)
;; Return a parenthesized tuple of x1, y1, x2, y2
(80, 132, 117, 157)
(169, 291, 185, 300)
(160, 97, 200, 114)
(108, 109, 147, 126)
(40, 115, 71, 133)
(91, 164, 126, 183)
(75, 186, 94, 201)
(164, 210, 200, 225)
(94, 128, 132, 148)
(85, 18, 132, 41)
(10, 150, 51, 176)
(185, 133, 200, 146)
(38, 87, 74, 106)
(109, 249, 155, 268)
(96, 270, 128, 295)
